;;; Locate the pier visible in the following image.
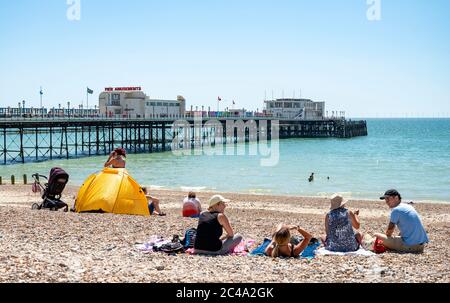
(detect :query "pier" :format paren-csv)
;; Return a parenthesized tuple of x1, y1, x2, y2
(0, 117, 367, 165)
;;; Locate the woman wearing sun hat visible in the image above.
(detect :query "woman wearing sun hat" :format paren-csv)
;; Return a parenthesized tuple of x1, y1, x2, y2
(321, 194, 362, 252)
(193, 194, 243, 255)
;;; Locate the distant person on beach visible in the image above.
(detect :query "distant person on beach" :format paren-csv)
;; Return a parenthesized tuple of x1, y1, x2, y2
(193, 195, 242, 255)
(321, 194, 362, 252)
(142, 187, 166, 216)
(104, 148, 126, 168)
(182, 192, 202, 218)
(265, 224, 313, 258)
(374, 189, 429, 253)
(308, 173, 314, 182)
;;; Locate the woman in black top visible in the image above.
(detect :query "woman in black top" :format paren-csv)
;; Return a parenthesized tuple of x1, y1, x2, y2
(193, 195, 242, 255)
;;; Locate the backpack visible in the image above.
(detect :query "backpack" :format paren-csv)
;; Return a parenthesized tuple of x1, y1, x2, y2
(180, 228, 197, 249)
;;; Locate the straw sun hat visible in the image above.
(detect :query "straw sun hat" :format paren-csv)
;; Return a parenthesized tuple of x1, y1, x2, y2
(208, 195, 230, 207)
(330, 194, 348, 210)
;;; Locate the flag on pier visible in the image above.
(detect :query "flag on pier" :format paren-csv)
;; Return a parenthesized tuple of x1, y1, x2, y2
(87, 87, 94, 94)
(232, 100, 235, 106)
(218, 96, 222, 101)
(40, 88, 43, 95)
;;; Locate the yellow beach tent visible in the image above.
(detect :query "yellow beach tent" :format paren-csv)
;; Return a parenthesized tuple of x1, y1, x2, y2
(75, 168, 150, 216)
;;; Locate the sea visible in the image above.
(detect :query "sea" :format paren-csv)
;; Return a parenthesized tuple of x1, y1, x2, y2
(1, 118, 449, 203)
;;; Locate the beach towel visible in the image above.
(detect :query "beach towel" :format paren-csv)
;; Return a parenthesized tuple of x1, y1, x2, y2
(249, 238, 272, 256)
(232, 239, 255, 256)
(300, 241, 321, 259)
(135, 235, 170, 253)
(185, 248, 195, 254)
(185, 239, 256, 256)
(248, 238, 321, 259)
(315, 247, 376, 257)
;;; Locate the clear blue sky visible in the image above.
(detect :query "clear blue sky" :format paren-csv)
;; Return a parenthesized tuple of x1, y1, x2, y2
(1, 0, 449, 117)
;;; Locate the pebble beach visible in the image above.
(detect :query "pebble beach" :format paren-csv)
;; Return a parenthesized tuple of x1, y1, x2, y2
(0, 185, 449, 283)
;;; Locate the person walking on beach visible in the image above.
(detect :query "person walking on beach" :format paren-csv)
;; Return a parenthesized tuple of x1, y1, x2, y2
(193, 195, 242, 255)
(182, 192, 202, 218)
(142, 187, 166, 216)
(374, 189, 429, 253)
(104, 147, 126, 168)
(321, 194, 362, 252)
(265, 224, 313, 258)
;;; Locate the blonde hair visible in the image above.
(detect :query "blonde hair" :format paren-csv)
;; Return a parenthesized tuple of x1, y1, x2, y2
(271, 226, 291, 258)
(208, 203, 221, 212)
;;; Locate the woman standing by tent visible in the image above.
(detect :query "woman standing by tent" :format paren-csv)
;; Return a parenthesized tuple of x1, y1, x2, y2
(193, 195, 242, 255)
(104, 148, 126, 168)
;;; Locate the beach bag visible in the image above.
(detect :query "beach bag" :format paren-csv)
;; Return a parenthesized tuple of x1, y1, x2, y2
(32, 181, 41, 193)
(160, 242, 184, 254)
(373, 237, 386, 254)
(290, 235, 303, 245)
(361, 234, 386, 253)
(361, 234, 376, 251)
(290, 235, 319, 246)
(180, 228, 197, 249)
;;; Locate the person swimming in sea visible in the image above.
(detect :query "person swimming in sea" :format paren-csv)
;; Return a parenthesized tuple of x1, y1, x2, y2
(308, 173, 314, 182)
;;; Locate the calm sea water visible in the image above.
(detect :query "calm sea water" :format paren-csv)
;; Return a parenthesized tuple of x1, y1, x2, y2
(1, 119, 449, 202)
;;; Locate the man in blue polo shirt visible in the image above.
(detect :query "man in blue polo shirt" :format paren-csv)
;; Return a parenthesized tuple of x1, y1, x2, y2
(375, 189, 429, 253)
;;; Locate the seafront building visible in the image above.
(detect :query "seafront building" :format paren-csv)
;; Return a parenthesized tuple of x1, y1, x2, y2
(98, 87, 186, 118)
(1, 88, 328, 120)
(263, 98, 325, 120)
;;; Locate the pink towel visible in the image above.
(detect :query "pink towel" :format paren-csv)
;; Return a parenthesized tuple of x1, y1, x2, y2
(186, 239, 256, 256)
(231, 239, 255, 256)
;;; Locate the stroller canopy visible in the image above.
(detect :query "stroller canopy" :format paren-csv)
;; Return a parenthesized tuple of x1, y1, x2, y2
(75, 168, 150, 216)
(48, 167, 69, 185)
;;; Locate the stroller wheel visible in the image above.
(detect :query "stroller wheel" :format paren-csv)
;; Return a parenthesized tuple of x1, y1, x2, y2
(31, 203, 40, 210)
(63, 206, 69, 213)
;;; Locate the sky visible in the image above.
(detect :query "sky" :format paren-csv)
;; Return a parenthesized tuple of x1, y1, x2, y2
(0, 0, 449, 118)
